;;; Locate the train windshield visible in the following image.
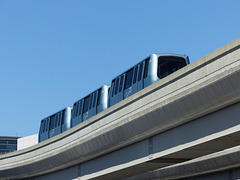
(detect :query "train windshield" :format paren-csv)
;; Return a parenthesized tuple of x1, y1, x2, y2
(158, 56, 186, 79)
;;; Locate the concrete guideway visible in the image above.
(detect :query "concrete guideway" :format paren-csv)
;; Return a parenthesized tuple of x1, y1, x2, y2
(125, 144, 240, 180)
(1, 38, 240, 179)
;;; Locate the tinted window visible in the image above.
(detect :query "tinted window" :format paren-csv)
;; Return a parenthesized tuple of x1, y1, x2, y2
(119, 75, 124, 92)
(83, 96, 90, 113)
(0, 140, 17, 145)
(61, 110, 65, 125)
(114, 77, 120, 95)
(40, 120, 44, 133)
(92, 91, 97, 108)
(50, 116, 55, 130)
(73, 103, 77, 118)
(97, 88, 102, 106)
(158, 56, 186, 79)
(56, 113, 60, 126)
(138, 62, 144, 81)
(78, 101, 82, 116)
(45, 118, 50, 131)
(54, 115, 58, 127)
(89, 94, 93, 110)
(44, 119, 47, 132)
(111, 79, 115, 97)
(133, 66, 139, 84)
(59, 111, 63, 126)
(75, 103, 78, 117)
(124, 68, 134, 90)
(144, 58, 150, 79)
(58, 112, 61, 126)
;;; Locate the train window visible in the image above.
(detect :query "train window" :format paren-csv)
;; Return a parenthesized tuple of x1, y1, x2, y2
(119, 74, 124, 92)
(56, 113, 60, 126)
(73, 102, 77, 117)
(83, 96, 90, 113)
(78, 101, 83, 115)
(61, 110, 65, 125)
(76, 102, 79, 117)
(111, 79, 115, 97)
(133, 65, 139, 84)
(76, 101, 79, 116)
(40, 120, 44, 133)
(114, 77, 120, 95)
(45, 118, 50, 131)
(50, 116, 55, 130)
(124, 68, 134, 90)
(92, 91, 97, 108)
(138, 62, 144, 81)
(58, 112, 61, 126)
(73, 103, 77, 118)
(97, 88, 102, 106)
(89, 94, 93, 110)
(55, 114, 58, 127)
(157, 56, 186, 79)
(58, 112, 62, 126)
(54, 115, 57, 127)
(44, 119, 47, 132)
(144, 58, 150, 79)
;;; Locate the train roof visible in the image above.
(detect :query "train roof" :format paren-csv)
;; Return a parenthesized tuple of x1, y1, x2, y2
(73, 85, 110, 104)
(41, 106, 72, 121)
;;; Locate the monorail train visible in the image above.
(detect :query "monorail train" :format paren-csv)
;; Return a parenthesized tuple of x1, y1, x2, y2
(39, 53, 189, 142)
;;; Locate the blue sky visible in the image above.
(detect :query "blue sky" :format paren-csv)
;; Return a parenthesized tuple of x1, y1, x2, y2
(0, 0, 239, 137)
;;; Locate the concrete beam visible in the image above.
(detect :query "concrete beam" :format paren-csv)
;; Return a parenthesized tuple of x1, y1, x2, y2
(124, 145, 240, 180)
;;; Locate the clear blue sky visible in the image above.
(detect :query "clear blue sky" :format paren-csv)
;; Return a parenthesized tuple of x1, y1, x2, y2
(0, 0, 239, 137)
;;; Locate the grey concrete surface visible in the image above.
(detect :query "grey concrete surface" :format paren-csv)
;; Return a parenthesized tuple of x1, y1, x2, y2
(1, 38, 240, 180)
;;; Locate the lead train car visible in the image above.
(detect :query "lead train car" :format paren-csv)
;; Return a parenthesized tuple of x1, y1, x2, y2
(108, 53, 189, 106)
(38, 107, 72, 142)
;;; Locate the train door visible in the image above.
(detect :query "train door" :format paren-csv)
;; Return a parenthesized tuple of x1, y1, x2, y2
(118, 74, 125, 102)
(82, 95, 90, 121)
(132, 65, 139, 94)
(88, 91, 97, 118)
(110, 77, 119, 106)
(96, 88, 102, 113)
(60, 110, 65, 132)
(44, 118, 50, 140)
(143, 58, 150, 88)
(124, 68, 134, 99)
(40, 117, 50, 142)
(48, 115, 56, 139)
(137, 62, 145, 91)
(55, 111, 62, 134)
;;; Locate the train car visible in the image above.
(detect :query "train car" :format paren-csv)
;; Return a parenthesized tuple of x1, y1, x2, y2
(38, 107, 72, 142)
(71, 85, 110, 128)
(108, 53, 189, 107)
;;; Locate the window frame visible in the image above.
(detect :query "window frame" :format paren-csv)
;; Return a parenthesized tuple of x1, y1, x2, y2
(124, 68, 134, 90)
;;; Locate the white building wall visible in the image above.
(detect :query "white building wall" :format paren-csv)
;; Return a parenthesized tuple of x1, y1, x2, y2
(17, 134, 38, 150)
